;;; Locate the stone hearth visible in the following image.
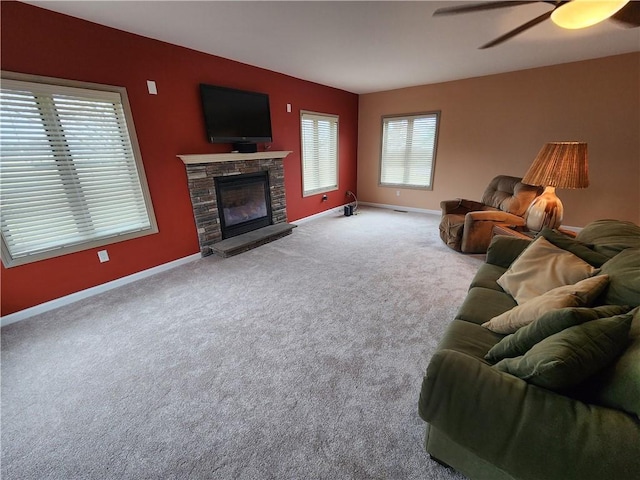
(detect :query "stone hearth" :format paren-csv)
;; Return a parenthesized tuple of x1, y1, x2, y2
(179, 151, 292, 256)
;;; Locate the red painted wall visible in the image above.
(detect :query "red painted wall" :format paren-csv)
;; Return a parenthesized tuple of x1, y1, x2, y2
(1, 2, 358, 316)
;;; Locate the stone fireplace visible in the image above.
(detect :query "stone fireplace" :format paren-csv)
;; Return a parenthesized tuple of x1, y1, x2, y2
(178, 151, 292, 257)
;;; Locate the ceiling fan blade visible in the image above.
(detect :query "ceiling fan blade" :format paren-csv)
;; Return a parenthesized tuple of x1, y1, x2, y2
(480, 10, 553, 48)
(433, 1, 545, 17)
(610, 1, 640, 27)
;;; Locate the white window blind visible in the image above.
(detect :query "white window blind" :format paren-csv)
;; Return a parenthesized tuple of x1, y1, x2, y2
(300, 111, 338, 196)
(0, 75, 157, 267)
(380, 112, 440, 189)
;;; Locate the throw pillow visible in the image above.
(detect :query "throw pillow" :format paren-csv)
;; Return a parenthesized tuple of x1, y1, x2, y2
(497, 236, 598, 305)
(484, 304, 631, 362)
(599, 248, 640, 308)
(574, 307, 640, 418)
(482, 275, 609, 334)
(493, 314, 633, 390)
(537, 227, 610, 267)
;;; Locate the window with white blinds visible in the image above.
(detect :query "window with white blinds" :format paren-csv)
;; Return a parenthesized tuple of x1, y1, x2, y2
(300, 111, 338, 196)
(0, 73, 157, 267)
(380, 112, 440, 189)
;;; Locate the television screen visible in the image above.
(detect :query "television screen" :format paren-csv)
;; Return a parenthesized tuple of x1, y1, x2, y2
(200, 84, 273, 145)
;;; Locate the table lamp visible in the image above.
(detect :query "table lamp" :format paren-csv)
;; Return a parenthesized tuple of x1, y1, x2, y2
(522, 142, 589, 232)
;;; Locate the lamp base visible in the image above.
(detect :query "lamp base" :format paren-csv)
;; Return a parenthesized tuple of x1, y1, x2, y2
(525, 186, 563, 232)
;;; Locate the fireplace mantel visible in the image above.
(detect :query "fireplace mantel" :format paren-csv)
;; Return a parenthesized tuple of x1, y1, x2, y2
(178, 151, 292, 165)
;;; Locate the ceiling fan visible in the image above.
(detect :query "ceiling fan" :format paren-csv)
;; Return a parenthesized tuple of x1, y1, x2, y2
(433, 0, 640, 49)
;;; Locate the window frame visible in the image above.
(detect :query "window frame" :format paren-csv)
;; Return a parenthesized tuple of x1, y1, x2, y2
(0, 71, 158, 268)
(378, 111, 440, 191)
(300, 110, 339, 197)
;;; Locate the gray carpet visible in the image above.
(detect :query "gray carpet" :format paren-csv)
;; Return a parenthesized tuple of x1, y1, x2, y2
(1, 207, 484, 480)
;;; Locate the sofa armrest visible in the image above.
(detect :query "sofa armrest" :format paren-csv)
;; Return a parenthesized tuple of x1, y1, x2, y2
(441, 198, 484, 215)
(419, 349, 640, 480)
(485, 235, 531, 268)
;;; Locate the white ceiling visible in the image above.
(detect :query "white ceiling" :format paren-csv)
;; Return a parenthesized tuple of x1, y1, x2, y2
(26, 1, 640, 94)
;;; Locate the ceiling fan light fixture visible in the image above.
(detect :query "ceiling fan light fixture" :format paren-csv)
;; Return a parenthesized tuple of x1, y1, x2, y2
(551, 0, 630, 29)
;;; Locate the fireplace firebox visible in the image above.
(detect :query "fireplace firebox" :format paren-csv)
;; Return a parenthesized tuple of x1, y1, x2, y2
(214, 171, 273, 239)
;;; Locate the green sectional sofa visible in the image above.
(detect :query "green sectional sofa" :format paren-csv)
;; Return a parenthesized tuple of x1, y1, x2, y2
(419, 219, 640, 480)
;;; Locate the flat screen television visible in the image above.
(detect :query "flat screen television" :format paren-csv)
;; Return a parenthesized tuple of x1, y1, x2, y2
(199, 83, 273, 148)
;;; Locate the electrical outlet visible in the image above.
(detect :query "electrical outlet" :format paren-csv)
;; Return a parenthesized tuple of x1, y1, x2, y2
(98, 250, 109, 263)
(396, 190, 400, 196)
(146, 80, 157, 95)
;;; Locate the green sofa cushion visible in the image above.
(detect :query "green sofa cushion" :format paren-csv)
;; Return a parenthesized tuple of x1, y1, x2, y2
(485, 235, 531, 269)
(575, 307, 640, 418)
(437, 319, 504, 359)
(469, 263, 507, 292)
(494, 315, 633, 390)
(537, 227, 610, 267)
(456, 287, 517, 326)
(599, 248, 640, 307)
(576, 219, 640, 258)
(485, 304, 631, 363)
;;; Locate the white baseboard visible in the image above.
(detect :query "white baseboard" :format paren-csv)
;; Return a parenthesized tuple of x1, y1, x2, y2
(292, 204, 351, 225)
(294, 202, 440, 224)
(1, 253, 202, 327)
(358, 201, 440, 216)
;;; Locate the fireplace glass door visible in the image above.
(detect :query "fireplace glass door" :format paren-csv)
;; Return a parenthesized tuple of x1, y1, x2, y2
(214, 171, 273, 239)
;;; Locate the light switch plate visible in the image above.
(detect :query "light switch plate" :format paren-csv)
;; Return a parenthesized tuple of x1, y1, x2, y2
(147, 80, 157, 95)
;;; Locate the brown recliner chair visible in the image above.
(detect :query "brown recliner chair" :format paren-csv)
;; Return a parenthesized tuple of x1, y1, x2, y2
(439, 175, 543, 253)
